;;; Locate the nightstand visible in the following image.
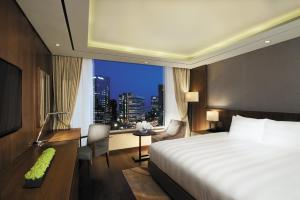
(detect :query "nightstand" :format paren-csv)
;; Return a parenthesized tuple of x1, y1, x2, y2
(191, 130, 212, 136)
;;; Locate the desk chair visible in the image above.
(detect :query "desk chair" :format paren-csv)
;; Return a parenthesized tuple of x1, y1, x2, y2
(78, 124, 111, 167)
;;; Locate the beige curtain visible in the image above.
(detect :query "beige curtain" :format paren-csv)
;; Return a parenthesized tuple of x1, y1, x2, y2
(39, 69, 51, 126)
(173, 67, 190, 137)
(53, 56, 82, 129)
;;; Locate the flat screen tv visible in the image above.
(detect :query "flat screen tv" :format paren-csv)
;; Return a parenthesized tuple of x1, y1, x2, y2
(0, 58, 22, 137)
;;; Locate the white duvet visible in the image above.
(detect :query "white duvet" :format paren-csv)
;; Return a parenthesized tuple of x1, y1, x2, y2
(150, 133, 300, 200)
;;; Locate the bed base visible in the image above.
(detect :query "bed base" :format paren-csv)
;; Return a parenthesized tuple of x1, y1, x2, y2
(148, 161, 195, 200)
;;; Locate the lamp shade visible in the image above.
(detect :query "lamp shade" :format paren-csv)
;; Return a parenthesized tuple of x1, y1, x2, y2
(206, 111, 219, 122)
(185, 92, 199, 102)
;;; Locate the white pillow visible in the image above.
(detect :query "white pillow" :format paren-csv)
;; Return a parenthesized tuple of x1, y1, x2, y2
(262, 119, 300, 149)
(229, 115, 266, 142)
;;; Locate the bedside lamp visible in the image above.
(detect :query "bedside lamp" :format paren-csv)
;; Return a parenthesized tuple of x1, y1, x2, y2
(206, 110, 219, 131)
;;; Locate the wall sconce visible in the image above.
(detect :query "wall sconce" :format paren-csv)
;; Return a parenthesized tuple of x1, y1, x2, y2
(185, 92, 199, 102)
(206, 110, 219, 131)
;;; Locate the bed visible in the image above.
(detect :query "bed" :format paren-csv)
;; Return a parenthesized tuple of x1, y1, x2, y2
(149, 109, 300, 200)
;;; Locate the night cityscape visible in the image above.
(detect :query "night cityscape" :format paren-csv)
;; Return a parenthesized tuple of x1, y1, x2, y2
(93, 60, 164, 130)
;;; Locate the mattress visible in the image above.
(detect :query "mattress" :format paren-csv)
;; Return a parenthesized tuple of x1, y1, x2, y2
(150, 133, 300, 200)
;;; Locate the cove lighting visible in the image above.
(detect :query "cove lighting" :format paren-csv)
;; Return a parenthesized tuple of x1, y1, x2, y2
(88, 2, 300, 61)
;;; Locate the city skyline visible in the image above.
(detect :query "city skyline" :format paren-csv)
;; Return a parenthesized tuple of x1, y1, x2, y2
(93, 77, 161, 112)
(93, 75, 164, 128)
(94, 60, 163, 108)
(93, 60, 164, 129)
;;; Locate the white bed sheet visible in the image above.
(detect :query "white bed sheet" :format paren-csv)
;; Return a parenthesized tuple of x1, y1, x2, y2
(150, 133, 300, 200)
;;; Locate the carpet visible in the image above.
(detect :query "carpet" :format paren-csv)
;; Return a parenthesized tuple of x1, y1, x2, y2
(122, 167, 170, 200)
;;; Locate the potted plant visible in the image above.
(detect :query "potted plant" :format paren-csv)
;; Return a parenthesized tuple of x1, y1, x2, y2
(24, 147, 56, 188)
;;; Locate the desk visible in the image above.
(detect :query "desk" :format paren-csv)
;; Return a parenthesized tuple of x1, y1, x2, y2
(0, 129, 80, 200)
(48, 128, 81, 143)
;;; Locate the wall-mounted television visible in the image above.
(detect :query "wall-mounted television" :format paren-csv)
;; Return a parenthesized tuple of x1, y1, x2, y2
(0, 58, 22, 137)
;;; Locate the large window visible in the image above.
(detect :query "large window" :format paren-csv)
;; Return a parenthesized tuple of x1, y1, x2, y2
(93, 60, 164, 130)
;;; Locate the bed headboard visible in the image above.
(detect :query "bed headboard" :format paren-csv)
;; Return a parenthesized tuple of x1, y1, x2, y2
(210, 108, 300, 132)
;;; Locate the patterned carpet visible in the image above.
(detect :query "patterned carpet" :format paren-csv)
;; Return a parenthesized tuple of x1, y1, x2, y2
(122, 167, 170, 200)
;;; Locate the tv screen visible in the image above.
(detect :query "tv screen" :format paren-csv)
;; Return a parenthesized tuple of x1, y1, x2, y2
(0, 58, 22, 137)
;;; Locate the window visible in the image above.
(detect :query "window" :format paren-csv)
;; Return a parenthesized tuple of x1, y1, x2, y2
(93, 60, 164, 130)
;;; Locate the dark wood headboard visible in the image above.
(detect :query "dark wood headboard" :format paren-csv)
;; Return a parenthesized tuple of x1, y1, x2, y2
(210, 108, 300, 132)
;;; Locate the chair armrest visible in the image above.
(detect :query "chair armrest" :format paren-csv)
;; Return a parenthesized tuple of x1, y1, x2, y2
(79, 135, 88, 147)
(91, 143, 96, 158)
(153, 128, 166, 133)
(155, 131, 180, 140)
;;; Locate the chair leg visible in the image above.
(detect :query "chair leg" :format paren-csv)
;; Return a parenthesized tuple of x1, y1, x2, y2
(105, 152, 110, 168)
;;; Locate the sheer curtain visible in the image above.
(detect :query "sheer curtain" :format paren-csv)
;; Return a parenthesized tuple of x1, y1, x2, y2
(52, 56, 82, 129)
(164, 67, 181, 125)
(71, 59, 94, 146)
(173, 67, 190, 137)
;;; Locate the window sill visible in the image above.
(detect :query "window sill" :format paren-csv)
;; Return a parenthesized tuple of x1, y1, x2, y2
(109, 126, 165, 135)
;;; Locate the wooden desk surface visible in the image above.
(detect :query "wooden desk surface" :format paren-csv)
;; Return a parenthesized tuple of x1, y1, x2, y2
(48, 128, 81, 143)
(0, 129, 80, 200)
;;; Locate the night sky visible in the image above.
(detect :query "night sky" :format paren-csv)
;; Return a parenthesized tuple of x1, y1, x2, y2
(93, 60, 163, 108)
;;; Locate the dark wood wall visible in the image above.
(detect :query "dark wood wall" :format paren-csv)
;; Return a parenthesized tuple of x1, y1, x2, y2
(207, 37, 300, 113)
(0, 0, 52, 170)
(190, 65, 208, 131)
(215, 109, 300, 132)
(190, 37, 300, 132)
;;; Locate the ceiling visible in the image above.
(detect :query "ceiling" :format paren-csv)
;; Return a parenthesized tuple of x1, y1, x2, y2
(17, 0, 300, 68)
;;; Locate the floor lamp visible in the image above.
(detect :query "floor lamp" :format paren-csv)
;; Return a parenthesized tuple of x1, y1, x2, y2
(185, 92, 199, 136)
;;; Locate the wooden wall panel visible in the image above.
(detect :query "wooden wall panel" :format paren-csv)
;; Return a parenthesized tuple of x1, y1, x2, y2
(190, 66, 208, 131)
(211, 108, 300, 132)
(207, 37, 300, 113)
(0, 0, 52, 170)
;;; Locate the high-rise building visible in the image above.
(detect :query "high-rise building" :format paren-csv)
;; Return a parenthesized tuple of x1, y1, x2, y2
(158, 84, 164, 111)
(118, 93, 145, 127)
(94, 75, 111, 123)
(158, 84, 164, 125)
(146, 96, 160, 126)
(109, 99, 118, 121)
(118, 93, 128, 123)
(151, 96, 159, 112)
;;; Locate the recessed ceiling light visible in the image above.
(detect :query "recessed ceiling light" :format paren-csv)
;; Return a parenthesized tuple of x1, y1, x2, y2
(264, 40, 270, 44)
(55, 43, 60, 47)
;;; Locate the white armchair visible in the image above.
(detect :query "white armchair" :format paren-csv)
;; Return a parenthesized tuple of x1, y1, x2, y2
(151, 120, 186, 143)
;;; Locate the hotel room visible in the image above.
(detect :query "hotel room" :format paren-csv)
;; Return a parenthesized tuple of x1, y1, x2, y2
(1, 0, 300, 199)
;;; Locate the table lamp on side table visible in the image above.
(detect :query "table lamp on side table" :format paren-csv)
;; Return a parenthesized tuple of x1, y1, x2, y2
(206, 110, 219, 132)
